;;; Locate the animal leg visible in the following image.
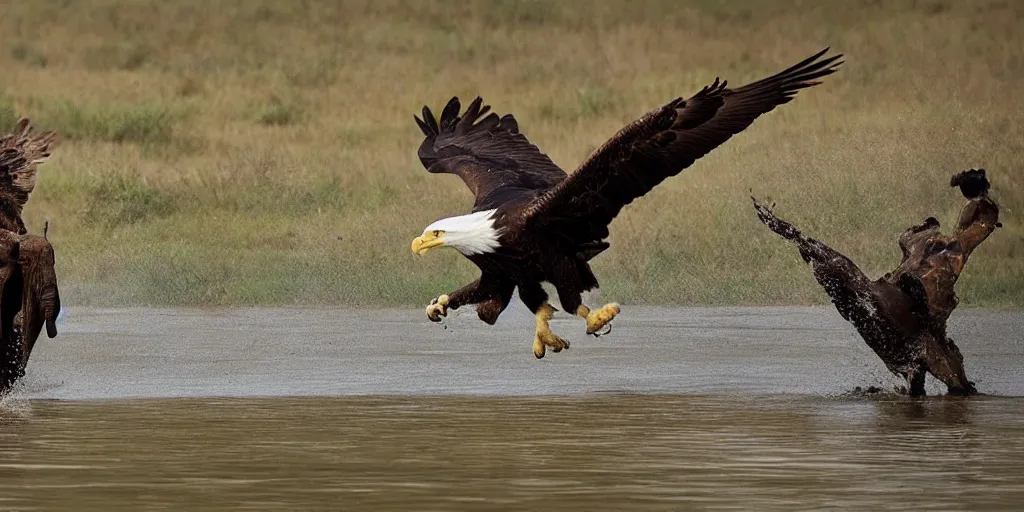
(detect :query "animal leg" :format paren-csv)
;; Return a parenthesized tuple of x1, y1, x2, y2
(532, 303, 569, 359)
(425, 275, 505, 323)
(575, 304, 621, 336)
(552, 263, 617, 336)
(519, 282, 569, 359)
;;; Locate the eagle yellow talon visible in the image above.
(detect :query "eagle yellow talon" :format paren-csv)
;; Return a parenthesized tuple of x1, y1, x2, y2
(533, 337, 545, 359)
(426, 294, 450, 322)
(532, 302, 569, 359)
(577, 303, 621, 335)
(533, 330, 569, 359)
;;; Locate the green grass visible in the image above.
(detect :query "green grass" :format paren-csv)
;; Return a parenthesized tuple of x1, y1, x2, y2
(39, 101, 175, 146)
(0, 0, 1021, 309)
(85, 173, 177, 227)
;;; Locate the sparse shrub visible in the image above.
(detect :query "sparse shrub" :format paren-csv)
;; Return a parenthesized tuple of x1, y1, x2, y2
(120, 45, 151, 71)
(10, 43, 30, 62)
(10, 42, 48, 68)
(251, 4, 287, 23)
(285, 55, 339, 88)
(481, 0, 558, 25)
(537, 87, 623, 122)
(176, 77, 203, 98)
(83, 42, 153, 71)
(136, 254, 233, 306)
(573, 87, 623, 118)
(86, 173, 175, 226)
(257, 95, 304, 126)
(42, 101, 174, 145)
(303, 176, 347, 212)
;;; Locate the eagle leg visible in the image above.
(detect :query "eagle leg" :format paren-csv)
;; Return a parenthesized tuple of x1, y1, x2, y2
(576, 303, 621, 336)
(533, 303, 569, 359)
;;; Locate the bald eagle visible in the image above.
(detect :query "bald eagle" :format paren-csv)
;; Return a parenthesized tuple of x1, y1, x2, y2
(411, 48, 842, 358)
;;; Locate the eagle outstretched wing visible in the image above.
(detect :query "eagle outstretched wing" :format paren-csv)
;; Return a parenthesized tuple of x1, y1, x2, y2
(415, 96, 567, 211)
(523, 48, 843, 244)
(0, 118, 57, 234)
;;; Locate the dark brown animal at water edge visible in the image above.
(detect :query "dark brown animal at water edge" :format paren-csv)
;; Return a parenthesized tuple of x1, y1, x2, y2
(0, 119, 61, 395)
(752, 169, 1002, 396)
(410, 49, 843, 359)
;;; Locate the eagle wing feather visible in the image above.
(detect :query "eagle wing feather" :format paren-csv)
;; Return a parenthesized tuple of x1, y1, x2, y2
(415, 96, 567, 212)
(522, 48, 843, 245)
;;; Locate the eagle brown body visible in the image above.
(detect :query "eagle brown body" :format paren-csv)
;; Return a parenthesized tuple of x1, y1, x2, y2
(412, 49, 842, 358)
(753, 169, 1001, 396)
(0, 119, 61, 395)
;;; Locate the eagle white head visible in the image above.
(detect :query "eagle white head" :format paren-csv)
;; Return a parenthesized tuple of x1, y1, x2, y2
(411, 209, 502, 256)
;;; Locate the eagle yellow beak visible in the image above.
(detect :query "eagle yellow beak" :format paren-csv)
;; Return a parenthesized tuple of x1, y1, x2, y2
(412, 231, 446, 255)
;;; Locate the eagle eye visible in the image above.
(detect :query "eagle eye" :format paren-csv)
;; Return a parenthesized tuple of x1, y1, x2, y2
(433, 230, 441, 237)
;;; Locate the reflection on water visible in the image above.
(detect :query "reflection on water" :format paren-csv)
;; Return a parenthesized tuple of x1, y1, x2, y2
(2, 394, 1024, 510)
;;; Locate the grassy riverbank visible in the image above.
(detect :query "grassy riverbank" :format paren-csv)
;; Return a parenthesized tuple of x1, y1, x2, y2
(1, 0, 1021, 308)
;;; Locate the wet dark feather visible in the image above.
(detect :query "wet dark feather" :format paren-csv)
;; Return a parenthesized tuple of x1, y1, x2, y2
(0, 118, 61, 395)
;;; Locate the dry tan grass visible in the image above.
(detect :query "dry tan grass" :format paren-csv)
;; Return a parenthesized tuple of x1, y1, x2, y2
(0, 0, 1020, 307)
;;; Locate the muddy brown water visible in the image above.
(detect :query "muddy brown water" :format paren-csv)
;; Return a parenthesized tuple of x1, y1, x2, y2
(1, 306, 1022, 510)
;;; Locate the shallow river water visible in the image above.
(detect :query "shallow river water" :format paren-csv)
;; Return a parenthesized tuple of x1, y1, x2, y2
(1, 306, 1022, 510)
